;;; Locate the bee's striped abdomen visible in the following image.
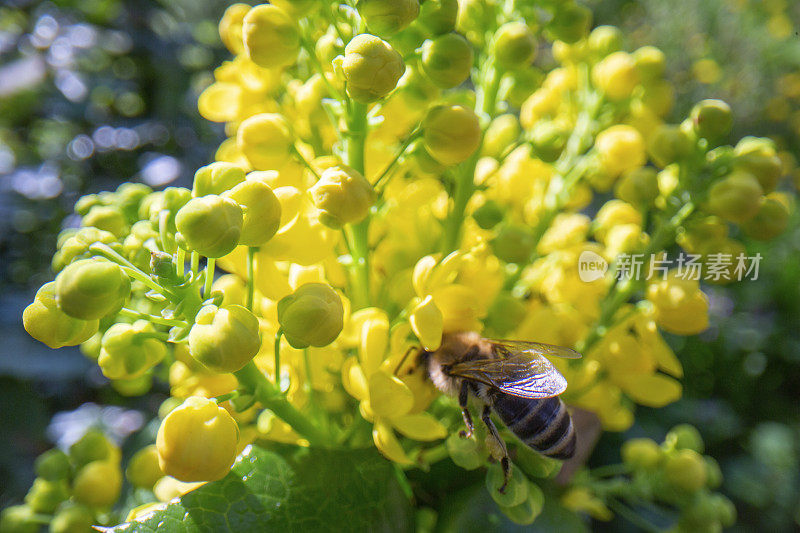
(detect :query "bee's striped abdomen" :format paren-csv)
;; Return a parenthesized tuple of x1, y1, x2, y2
(490, 392, 576, 460)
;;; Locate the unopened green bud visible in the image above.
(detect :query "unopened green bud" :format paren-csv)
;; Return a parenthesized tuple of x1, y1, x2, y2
(492, 224, 535, 264)
(422, 104, 481, 166)
(126, 445, 164, 490)
(150, 251, 177, 283)
(529, 121, 568, 163)
(588, 25, 623, 57)
(49, 504, 95, 533)
(648, 124, 695, 168)
(0, 505, 38, 533)
(115, 182, 152, 221)
(621, 437, 662, 469)
(223, 177, 281, 245)
(53, 227, 119, 272)
(309, 165, 376, 228)
(25, 478, 69, 513)
(706, 170, 763, 223)
(23, 283, 98, 349)
(633, 45, 666, 81)
(734, 137, 783, 192)
(175, 195, 242, 258)
(72, 460, 122, 508)
(417, 0, 458, 35)
(492, 22, 537, 69)
(82, 205, 129, 239)
(472, 200, 505, 230)
(615, 167, 659, 207)
(677, 216, 728, 254)
(482, 114, 521, 159)
(742, 194, 791, 240)
(665, 424, 705, 453)
(242, 5, 300, 69)
(691, 99, 733, 142)
(445, 433, 486, 470)
(188, 304, 261, 373)
(55, 259, 130, 320)
(546, 3, 592, 44)
(499, 482, 544, 526)
(486, 462, 528, 507)
(357, 0, 419, 36)
(69, 430, 118, 470)
(421, 33, 473, 89)
(664, 449, 708, 493)
(34, 449, 71, 482)
(342, 34, 405, 103)
(193, 162, 246, 197)
(278, 283, 344, 349)
(98, 321, 168, 380)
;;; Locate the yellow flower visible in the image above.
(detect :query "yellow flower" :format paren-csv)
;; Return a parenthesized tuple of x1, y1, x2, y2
(595, 125, 646, 178)
(592, 52, 639, 101)
(647, 270, 709, 335)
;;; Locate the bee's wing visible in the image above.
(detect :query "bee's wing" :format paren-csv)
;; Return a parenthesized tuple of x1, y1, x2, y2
(485, 339, 582, 359)
(447, 351, 568, 399)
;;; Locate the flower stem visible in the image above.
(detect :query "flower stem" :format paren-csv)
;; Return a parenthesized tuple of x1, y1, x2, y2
(292, 145, 322, 180)
(204, 258, 215, 298)
(190, 251, 200, 278)
(274, 328, 283, 388)
(118, 308, 188, 328)
(234, 361, 331, 447)
(246, 247, 257, 312)
(89, 243, 177, 301)
(344, 99, 372, 309)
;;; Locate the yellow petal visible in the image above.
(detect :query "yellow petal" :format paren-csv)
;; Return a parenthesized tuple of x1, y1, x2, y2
(391, 413, 448, 441)
(360, 316, 389, 376)
(412, 255, 437, 296)
(253, 253, 291, 301)
(341, 357, 368, 401)
(410, 296, 443, 351)
(373, 420, 412, 465)
(428, 251, 463, 289)
(368, 371, 414, 418)
(288, 264, 325, 291)
(619, 374, 682, 407)
(198, 82, 242, 123)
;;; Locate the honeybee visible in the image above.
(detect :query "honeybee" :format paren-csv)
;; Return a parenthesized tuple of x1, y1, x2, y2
(418, 331, 580, 491)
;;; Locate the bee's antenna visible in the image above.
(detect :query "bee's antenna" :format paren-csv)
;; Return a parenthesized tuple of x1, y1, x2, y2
(393, 346, 418, 376)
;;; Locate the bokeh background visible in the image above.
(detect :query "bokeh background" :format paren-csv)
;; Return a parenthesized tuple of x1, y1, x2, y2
(1, 0, 799, 531)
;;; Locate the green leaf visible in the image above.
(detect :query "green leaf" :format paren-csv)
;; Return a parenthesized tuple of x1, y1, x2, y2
(107, 444, 413, 533)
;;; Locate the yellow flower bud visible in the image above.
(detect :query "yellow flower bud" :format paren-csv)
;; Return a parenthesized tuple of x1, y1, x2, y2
(219, 3, 250, 54)
(665, 424, 705, 453)
(482, 114, 521, 159)
(690, 99, 733, 141)
(342, 34, 406, 103)
(647, 124, 694, 168)
(742, 193, 791, 240)
(270, 0, 319, 16)
(237, 113, 294, 170)
(24, 479, 69, 513)
(594, 199, 642, 241)
(592, 51, 639, 101)
(223, 178, 281, 245)
(23, 283, 98, 349)
(595, 125, 646, 177)
(242, 5, 300, 69)
(587, 25, 623, 57)
(421, 33, 474, 89)
(192, 162, 245, 197)
(156, 396, 239, 482)
(357, 0, 419, 37)
(647, 271, 709, 335)
(706, 170, 764, 224)
(621, 438, 663, 469)
(492, 22, 537, 69)
(55, 259, 130, 321)
(98, 321, 168, 380)
(72, 461, 122, 508)
(277, 283, 344, 349)
(734, 137, 783, 192)
(188, 304, 261, 373)
(309, 165, 376, 228)
(633, 45, 666, 81)
(175, 195, 243, 258)
(126, 445, 164, 490)
(422, 104, 481, 166)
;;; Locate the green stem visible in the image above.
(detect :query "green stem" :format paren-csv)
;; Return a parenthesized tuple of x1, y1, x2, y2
(89, 243, 177, 301)
(190, 251, 200, 278)
(373, 128, 421, 192)
(212, 391, 239, 404)
(274, 328, 284, 388)
(118, 308, 188, 328)
(246, 247, 257, 312)
(204, 258, 215, 298)
(292, 145, 322, 180)
(176, 247, 185, 277)
(344, 100, 371, 309)
(234, 361, 331, 446)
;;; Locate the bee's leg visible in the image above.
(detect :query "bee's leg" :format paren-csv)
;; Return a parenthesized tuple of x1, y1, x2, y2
(481, 405, 510, 494)
(458, 381, 474, 438)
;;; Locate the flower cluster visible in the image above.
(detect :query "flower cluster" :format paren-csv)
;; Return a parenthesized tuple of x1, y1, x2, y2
(11, 0, 797, 529)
